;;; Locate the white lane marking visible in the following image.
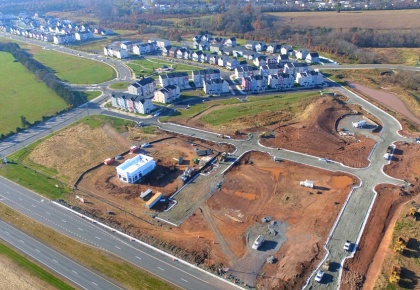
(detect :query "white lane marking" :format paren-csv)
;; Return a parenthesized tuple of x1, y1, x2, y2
(92, 282, 98, 286)
(46, 212, 50, 215)
(181, 278, 189, 283)
(19, 240, 24, 243)
(52, 259, 58, 263)
(72, 270, 78, 274)
(115, 246, 121, 250)
(78, 228, 83, 231)
(95, 236, 101, 240)
(61, 219, 66, 223)
(157, 267, 165, 271)
(35, 249, 40, 252)
(135, 256, 141, 260)
(31, 205, 36, 208)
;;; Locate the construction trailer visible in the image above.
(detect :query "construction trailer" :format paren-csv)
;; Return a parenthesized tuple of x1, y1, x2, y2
(252, 235, 265, 250)
(140, 189, 152, 201)
(145, 192, 163, 209)
(352, 120, 367, 128)
(389, 265, 401, 284)
(322, 260, 331, 271)
(300, 180, 314, 188)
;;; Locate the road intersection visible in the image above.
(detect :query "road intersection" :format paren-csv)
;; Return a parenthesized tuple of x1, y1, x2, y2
(0, 33, 417, 289)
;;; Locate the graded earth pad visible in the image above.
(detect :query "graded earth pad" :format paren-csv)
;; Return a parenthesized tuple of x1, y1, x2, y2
(261, 96, 376, 168)
(205, 151, 358, 288)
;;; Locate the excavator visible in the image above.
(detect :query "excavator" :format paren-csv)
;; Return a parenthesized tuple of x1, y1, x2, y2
(409, 201, 420, 217)
(389, 265, 401, 284)
(258, 131, 274, 138)
(393, 236, 407, 253)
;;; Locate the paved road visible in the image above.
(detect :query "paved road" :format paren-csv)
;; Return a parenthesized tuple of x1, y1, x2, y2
(0, 177, 241, 290)
(0, 32, 418, 289)
(315, 63, 420, 72)
(0, 220, 122, 290)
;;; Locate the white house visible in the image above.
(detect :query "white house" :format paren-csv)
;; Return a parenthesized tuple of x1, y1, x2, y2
(116, 154, 156, 184)
(128, 77, 156, 98)
(295, 49, 309, 60)
(153, 85, 180, 104)
(150, 38, 170, 49)
(203, 78, 230, 95)
(306, 52, 320, 64)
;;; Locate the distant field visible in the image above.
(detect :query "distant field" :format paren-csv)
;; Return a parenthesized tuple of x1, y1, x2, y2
(266, 10, 420, 29)
(0, 52, 69, 136)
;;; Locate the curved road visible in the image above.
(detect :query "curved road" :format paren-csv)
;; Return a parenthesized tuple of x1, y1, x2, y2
(0, 32, 418, 290)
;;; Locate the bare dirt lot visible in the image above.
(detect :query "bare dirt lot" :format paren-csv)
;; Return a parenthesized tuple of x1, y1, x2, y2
(266, 10, 420, 30)
(206, 152, 358, 288)
(341, 143, 420, 290)
(261, 96, 377, 168)
(0, 255, 55, 290)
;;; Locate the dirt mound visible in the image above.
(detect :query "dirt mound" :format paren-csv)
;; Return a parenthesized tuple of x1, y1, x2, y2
(261, 97, 376, 168)
(28, 123, 130, 183)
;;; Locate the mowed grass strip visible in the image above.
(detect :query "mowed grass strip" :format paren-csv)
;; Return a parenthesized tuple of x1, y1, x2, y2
(33, 50, 115, 84)
(109, 82, 130, 89)
(0, 204, 178, 290)
(0, 241, 75, 290)
(0, 52, 69, 136)
(200, 92, 318, 126)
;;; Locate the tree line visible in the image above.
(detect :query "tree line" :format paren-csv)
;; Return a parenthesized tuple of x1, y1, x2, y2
(0, 42, 86, 140)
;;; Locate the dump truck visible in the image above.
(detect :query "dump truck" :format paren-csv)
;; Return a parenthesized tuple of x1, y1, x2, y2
(389, 265, 401, 284)
(393, 236, 407, 253)
(218, 152, 227, 162)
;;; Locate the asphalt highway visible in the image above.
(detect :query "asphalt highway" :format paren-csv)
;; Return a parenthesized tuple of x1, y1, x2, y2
(0, 177, 241, 290)
(0, 220, 122, 290)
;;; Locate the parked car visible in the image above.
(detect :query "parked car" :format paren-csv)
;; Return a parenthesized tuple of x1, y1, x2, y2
(344, 240, 352, 251)
(141, 143, 150, 148)
(115, 155, 123, 160)
(153, 112, 160, 117)
(314, 270, 324, 282)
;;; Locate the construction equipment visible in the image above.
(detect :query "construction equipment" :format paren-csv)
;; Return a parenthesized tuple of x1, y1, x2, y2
(393, 236, 407, 253)
(409, 201, 420, 216)
(322, 260, 331, 271)
(218, 152, 227, 162)
(258, 131, 274, 139)
(389, 265, 401, 284)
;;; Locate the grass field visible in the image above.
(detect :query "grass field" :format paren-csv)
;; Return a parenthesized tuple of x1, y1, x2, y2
(0, 241, 75, 290)
(33, 49, 115, 84)
(0, 203, 178, 290)
(128, 58, 200, 77)
(0, 52, 69, 136)
(266, 10, 420, 29)
(109, 82, 130, 89)
(200, 92, 318, 125)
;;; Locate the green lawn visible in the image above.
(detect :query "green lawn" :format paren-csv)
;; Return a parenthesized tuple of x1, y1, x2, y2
(200, 92, 317, 126)
(33, 50, 115, 84)
(0, 242, 75, 290)
(109, 82, 130, 90)
(128, 58, 200, 77)
(0, 52, 69, 136)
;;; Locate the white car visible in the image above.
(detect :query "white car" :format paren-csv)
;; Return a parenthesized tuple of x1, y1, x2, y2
(141, 143, 150, 148)
(344, 240, 352, 251)
(153, 112, 160, 117)
(314, 270, 324, 282)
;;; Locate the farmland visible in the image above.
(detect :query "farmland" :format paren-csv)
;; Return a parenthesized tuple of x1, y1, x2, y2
(266, 10, 420, 30)
(0, 52, 69, 136)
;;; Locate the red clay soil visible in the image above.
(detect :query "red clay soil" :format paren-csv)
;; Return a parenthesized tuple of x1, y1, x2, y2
(341, 144, 420, 290)
(351, 83, 420, 126)
(206, 152, 358, 289)
(261, 97, 376, 168)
